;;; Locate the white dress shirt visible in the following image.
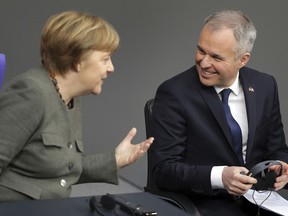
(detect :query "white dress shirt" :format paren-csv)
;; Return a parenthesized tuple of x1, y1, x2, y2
(211, 73, 249, 189)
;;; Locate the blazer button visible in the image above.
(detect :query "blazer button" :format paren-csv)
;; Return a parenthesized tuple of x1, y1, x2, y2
(60, 179, 67, 187)
(67, 141, 73, 148)
(68, 163, 74, 171)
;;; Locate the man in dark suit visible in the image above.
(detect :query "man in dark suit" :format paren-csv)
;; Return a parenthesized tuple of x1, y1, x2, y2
(150, 9, 288, 215)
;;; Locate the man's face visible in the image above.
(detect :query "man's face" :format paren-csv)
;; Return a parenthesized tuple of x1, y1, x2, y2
(195, 26, 249, 88)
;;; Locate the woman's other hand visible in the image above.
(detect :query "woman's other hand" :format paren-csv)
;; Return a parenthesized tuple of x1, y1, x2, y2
(115, 127, 154, 169)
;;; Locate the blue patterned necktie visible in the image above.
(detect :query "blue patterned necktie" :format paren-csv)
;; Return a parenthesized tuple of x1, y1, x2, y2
(221, 89, 244, 164)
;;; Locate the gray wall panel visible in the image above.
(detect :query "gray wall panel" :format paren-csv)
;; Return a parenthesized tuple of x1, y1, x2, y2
(1, 0, 287, 188)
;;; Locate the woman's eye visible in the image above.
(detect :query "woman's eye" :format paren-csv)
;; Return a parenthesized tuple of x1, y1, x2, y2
(102, 58, 110, 63)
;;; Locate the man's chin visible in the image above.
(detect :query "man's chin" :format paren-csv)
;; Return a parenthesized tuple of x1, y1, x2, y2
(199, 77, 216, 87)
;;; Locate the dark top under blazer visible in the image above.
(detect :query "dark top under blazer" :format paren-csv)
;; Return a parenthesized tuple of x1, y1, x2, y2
(150, 66, 288, 197)
(0, 66, 118, 201)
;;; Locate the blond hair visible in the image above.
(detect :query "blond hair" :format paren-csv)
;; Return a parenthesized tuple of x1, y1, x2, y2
(40, 11, 120, 75)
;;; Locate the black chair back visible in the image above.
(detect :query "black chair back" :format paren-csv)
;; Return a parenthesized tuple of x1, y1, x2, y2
(144, 99, 201, 216)
(144, 99, 155, 188)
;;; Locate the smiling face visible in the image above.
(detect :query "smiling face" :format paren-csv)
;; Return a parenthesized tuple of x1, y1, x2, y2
(77, 50, 114, 95)
(195, 26, 250, 88)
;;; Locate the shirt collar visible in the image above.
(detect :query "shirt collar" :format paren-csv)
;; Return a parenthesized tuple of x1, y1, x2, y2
(214, 72, 241, 96)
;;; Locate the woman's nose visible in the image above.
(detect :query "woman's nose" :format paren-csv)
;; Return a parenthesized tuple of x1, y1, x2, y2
(108, 60, 114, 73)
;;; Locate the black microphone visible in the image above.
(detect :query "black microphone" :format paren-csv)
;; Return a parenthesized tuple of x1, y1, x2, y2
(100, 194, 157, 216)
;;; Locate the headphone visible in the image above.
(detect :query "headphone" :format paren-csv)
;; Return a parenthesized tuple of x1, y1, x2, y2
(89, 194, 137, 215)
(247, 160, 283, 191)
(89, 194, 117, 212)
(89, 194, 157, 216)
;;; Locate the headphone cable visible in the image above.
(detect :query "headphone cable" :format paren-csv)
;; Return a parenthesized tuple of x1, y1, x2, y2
(252, 190, 272, 216)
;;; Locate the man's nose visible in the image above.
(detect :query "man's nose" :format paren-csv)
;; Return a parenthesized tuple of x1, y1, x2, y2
(200, 55, 213, 68)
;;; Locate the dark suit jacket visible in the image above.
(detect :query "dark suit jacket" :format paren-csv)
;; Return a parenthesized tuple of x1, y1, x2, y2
(150, 66, 288, 211)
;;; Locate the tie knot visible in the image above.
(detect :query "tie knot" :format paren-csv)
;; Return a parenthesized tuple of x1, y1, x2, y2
(221, 88, 232, 104)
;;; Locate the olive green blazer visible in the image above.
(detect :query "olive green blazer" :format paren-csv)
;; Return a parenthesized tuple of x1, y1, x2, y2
(0, 66, 118, 201)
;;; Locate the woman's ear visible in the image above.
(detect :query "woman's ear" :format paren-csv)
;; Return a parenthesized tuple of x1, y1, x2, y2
(75, 61, 82, 72)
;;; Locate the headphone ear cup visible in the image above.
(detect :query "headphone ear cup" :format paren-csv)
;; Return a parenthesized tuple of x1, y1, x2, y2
(253, 177, 267, 190)
(265, 170, 277, 189)
(101, 194, 117, 210)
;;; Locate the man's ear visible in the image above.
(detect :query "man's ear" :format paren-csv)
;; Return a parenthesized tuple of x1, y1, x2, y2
(238, 52, 250, 68)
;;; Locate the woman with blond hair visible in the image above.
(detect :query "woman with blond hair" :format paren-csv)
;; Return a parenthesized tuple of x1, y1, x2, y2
(0, 11, 153, 201)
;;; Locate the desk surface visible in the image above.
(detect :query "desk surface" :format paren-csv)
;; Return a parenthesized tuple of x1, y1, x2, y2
(0, 192, 188, 216)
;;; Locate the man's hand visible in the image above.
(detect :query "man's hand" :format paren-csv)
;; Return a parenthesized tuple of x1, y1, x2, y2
(222, 166, 257, 196)
(271, 161, 288, 190)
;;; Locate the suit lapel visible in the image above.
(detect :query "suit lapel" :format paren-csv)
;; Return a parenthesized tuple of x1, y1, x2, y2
(199, 86, 234, 147)
(239, 70, 257, 162)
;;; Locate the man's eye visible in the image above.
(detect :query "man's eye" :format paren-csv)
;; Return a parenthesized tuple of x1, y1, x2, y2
(197, 49, 205, 55)
(213, 57, 223, 62)
(211, 55, 224, 62)
(196, 45, 205, 55)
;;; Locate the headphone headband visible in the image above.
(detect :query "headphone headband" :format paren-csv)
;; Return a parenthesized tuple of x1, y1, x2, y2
(248, 160, 282, 190)
(248, 160, 282, 177)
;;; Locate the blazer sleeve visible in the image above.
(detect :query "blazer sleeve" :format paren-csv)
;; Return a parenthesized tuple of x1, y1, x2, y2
(78, 151, 119, 184)
(0, 78, 44, 175)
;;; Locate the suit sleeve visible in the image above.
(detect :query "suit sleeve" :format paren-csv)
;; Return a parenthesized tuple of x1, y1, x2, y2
(262, 76, 288, 161)
(150, 82, 213, 195)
